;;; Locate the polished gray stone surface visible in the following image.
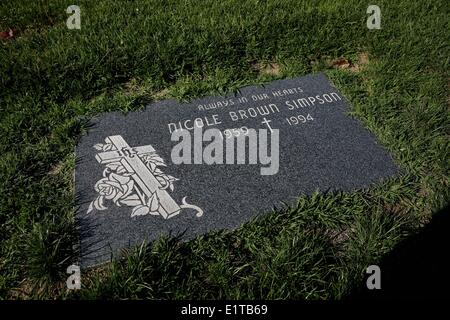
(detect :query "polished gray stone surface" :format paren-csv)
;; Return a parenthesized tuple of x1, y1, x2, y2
(75, 73, 399, 267)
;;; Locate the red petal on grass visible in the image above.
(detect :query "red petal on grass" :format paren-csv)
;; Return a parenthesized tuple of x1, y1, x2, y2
(0, 29, 15, 40)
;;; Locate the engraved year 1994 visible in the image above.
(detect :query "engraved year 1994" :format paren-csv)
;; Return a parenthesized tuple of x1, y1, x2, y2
(285, 113, 314, 126)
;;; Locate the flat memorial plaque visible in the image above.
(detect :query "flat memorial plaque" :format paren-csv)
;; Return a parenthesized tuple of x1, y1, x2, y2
(75, 73, 399, 267)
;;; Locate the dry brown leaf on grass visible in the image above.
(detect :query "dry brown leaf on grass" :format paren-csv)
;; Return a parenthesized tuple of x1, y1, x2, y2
(331, 58, 351, 69)
(253, 62, 281, 76)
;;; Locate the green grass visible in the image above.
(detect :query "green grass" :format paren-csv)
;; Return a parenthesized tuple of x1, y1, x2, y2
(0, 0, 448, 299)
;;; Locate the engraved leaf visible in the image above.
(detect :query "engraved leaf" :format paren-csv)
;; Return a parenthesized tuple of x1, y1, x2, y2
(87, 201, 94, 214)
(147, 192, 160, 212)
(117, 166, 127, 174)
(121, 172, 133, 177)
(166, 175, 178, 182)
(153, 160, 166, 167)
(150, 157, 166, 166)
(106, 162, 122, 171)
(148, 162, 156, 172)
(156, 175, 166, 186)
(149, 155, 164, 163)
(94, 143, 104, 150)
(149, 211, 160, 216)
(131, 205, 149, 217)
(154, 156, 164, 162)
(143, 154, 166, 168)
(94, 196, 107, 210)
(110, 172, 130, 185)
(169, 183, 174, 192)
(120, 194, 142, 207)
(103, 144, 113, 151)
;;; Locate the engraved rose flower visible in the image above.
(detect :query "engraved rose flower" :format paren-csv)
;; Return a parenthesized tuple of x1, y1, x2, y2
(95, 173, 133, 200)
(88, 172, 135, 213)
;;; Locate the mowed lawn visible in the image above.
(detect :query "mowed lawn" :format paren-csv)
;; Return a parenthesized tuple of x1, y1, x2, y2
(0, 0, 448, 299)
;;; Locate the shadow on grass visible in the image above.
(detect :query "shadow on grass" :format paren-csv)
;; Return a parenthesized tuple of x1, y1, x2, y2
(348, 205, 449, 300)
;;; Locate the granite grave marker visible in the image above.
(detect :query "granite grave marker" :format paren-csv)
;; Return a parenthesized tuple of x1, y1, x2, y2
(75, 73, 399, 267)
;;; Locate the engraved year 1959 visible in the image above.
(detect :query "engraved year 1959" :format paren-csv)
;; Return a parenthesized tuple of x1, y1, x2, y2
(221, 126, 249, 139)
